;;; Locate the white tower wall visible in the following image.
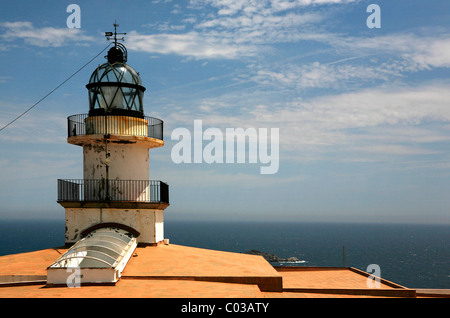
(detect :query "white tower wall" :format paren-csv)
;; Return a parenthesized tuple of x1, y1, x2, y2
(65, 208, 164, 245)
(83, 143, 150, 181)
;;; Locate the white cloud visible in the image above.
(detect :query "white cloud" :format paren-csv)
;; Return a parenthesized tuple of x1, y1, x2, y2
(196, 11, 323, 44)
(331, 32, 450, 71)
(0, 21, 93, 47)
(406, 38, 450, 69)
(252, 60, 401, 89)
(163, 81, 450, 163)
(127, 30, 257, 59)
(130, 1, 326, 59)
(301, 83, 450, 129)
(130, 0, 450, 89)
(191, 0, 358, 16)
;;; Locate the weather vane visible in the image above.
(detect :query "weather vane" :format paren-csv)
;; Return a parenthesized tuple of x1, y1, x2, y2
(105, 21, 127, 47)
(104, 21, 127, 63)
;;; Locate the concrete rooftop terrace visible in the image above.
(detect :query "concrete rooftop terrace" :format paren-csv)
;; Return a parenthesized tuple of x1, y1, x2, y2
(0, 243, 447, 298)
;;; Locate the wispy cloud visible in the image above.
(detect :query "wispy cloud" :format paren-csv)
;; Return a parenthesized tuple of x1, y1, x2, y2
(256, 82, 450, 154)
(330, 32, 450, 71)
(0, 151, 79, 182)
(129, 1, 450, 168)
(0, 76, 12, 83)
(127, 30, 257, 59)
(128, 0, 327, 59)
(158, 167, 303, 188)
(190, 0, 358, 16)
(0, 101, 67, 144)
(0, 21, 94, 47)
(161, 80, 450, 165)
(252, 60, 400, 90)
(128, 0, 450, 91)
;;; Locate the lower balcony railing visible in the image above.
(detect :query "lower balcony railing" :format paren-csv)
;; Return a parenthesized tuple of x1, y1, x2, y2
(57, 179, 169, 204)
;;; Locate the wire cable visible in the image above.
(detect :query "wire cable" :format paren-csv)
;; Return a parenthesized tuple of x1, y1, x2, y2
(0, 43, 112, 133)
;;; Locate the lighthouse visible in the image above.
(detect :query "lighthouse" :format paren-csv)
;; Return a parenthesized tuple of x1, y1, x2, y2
(56, 24, 169, 247)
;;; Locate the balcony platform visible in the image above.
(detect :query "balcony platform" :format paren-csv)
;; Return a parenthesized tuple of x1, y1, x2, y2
(68, 134, 164, 148)
(58, 200, 169, 210)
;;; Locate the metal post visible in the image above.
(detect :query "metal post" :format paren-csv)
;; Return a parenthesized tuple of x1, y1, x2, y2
(104, 112, 110, 201)
(342, 246, 346, 267)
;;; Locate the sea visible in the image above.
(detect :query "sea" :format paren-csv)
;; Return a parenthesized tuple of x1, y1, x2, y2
(0, 219, 448, 289)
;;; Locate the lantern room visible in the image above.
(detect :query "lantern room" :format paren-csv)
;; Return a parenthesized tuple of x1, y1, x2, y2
(86, 43, 146, 118)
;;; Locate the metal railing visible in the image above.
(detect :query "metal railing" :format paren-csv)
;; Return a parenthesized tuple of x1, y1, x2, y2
(67, 114, 163, 140)
(57, 179, 169, 204)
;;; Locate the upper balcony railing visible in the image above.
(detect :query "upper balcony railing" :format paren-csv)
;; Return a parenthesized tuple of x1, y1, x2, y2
(67, 114, 163, 140)
(57, 179, 169, 204)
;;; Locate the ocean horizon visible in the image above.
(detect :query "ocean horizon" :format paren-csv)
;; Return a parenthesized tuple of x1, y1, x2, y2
(0, 218, 448, 289)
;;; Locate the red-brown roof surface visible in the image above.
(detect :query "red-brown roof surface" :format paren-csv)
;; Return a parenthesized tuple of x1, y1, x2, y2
(0, 244, 441, 298)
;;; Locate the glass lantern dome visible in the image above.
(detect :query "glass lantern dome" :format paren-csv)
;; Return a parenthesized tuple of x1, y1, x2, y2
(86, 45, 146, 118)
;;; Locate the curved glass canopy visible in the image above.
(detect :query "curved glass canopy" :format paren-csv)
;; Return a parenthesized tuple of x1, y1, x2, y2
(49, 227, 137, 269)
(86, 62, 146, 117)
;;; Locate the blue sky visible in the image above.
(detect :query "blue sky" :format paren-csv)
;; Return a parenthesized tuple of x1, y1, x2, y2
(0, 0, 450, 224)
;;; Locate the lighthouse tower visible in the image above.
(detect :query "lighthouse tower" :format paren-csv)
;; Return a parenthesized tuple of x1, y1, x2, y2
(57, 25, 169, 247)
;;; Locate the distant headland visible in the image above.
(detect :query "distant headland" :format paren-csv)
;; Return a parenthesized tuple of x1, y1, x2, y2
(244, 250, 303, 263)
